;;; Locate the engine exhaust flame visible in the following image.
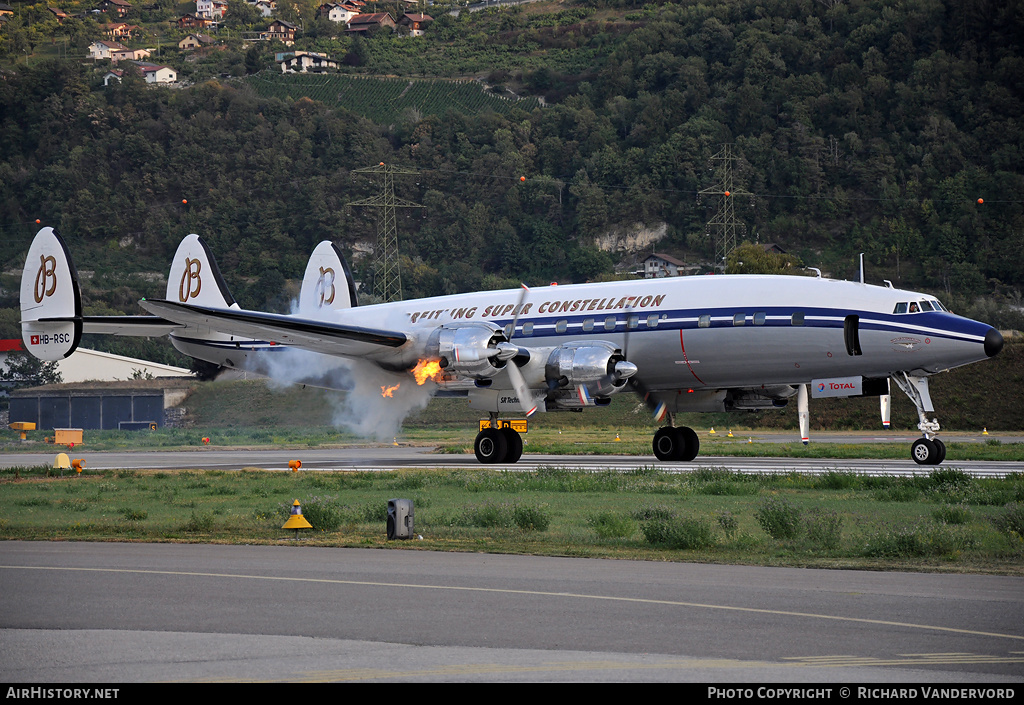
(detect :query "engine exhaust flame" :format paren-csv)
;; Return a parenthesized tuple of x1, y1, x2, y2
(381, 383, 400, 398)
(412, 359, 444, 385)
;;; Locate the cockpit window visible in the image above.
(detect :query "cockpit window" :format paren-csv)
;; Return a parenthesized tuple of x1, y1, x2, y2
(918, 300, 934, 312)
(893, 302, 908, 314)
(932, 300, 948, 312)
(909, 302, 919, 313)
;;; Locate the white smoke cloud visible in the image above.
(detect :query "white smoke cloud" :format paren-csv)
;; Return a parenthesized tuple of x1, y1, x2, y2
(254, 299, 434, 442)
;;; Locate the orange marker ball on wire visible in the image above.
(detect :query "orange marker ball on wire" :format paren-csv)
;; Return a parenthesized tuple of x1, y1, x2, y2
(182, 199, 188, 204)
(977, 198, 984, 204)
(724, 190, 731, 197)
(520, 176, 526, 182)
(35, 219, 41, 224)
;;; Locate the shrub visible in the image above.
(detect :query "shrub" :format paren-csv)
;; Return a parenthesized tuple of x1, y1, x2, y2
(990, 502, 1024, 542)
(512, 504, 550, 532)
(641, 517, 715, 549)
(588, 512, 636, 539)
(181, 510, 214, 533)
(862, 522, 977, 558)
(716, 511, 739, 539)
(754, 497, 802, 540)
(299, 497, 346, 532)
(630, 505, 676, 522)
(814, 471, 860, 490)
(932, 504, 971, 525)
(121, 508, 148, 521)
(804, 508, 842, 549)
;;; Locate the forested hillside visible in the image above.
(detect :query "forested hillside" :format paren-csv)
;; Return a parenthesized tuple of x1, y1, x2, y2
(2, 0, 1023, 352)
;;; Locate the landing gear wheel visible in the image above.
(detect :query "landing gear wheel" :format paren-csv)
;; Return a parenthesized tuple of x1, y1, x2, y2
(911, 438, 938, 465)
(500, 427, 523, 463)
(932, 438, 946, 464)
(653, 427, 679, 461)
(653, 427, 699, 461)
(475, 427, 508, 464)
(677, 426, 699, 462)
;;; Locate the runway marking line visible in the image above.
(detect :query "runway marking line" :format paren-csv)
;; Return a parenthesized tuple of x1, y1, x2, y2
(3, 563, 1023, 643)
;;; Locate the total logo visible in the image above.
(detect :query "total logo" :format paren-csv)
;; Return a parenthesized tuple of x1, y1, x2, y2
(822, 382, 856, 391)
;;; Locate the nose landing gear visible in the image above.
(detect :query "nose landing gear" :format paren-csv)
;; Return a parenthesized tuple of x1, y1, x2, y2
(892, 372, 947, 465)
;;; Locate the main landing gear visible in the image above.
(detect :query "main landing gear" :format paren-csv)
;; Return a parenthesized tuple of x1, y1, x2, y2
(653, 425, 700, 462)
(892, 372, 947, 465)
(474, 419, 523, 464)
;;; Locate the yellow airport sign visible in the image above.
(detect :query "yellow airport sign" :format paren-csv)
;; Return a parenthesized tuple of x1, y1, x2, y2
(479, 419, 529, 433)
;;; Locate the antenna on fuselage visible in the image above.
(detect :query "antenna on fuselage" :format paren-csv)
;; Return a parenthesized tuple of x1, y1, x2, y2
(859, 253, 865, 284)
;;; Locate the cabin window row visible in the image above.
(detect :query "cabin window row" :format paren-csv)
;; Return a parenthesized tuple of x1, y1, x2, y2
(504, 313, 664, 338)
(697, 312, 805, 327)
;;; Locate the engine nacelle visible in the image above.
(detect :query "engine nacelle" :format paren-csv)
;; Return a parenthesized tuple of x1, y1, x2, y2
(424, 322, 506, 380)
(545, 341, 634, 399)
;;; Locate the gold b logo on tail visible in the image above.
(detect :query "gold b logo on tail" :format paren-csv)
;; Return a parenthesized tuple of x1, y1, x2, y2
(317, 266, 336, 307)
(34, 255, 57, 303)
(179, 257, 202, 302)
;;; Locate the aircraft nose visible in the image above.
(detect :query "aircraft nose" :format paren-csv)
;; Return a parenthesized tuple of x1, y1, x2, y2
(985, 327, 1004, 358)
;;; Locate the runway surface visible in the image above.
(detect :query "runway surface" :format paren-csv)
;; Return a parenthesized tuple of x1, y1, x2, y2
(1, 444, 1021, 477)
(1, 541, 1022, 683)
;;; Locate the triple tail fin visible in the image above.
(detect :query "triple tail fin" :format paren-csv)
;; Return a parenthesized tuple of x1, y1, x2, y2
(297, 241, 358, 317)
(20, 227, 83, 361)
(165, 234, 238, 309)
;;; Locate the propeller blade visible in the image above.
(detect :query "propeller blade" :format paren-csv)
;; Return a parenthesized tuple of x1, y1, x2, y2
(507, 283, 530, 340)
(507, 360, 538, 417)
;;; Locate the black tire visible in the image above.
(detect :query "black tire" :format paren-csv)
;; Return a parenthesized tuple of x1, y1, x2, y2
(474, 427, 508, 464)
(653, 427, 679, 461)
(501, 427, 523, 463)
(911, 438, 937, 465)
(677, 426, 700, 462)
(932, 438, 946, 464)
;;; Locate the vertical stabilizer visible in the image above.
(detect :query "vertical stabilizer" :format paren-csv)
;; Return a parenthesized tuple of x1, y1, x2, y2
(20, 227, 82, 360)
(166, 234, 237, 309)
(297, 241, 358, 317)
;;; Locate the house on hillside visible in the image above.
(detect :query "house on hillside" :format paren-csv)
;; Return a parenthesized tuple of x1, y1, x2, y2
(249, 0, 274, 17)
(196, 0, 228, 19)
(48, 7, 69, 22)
(101, 22, 140, 39)
(103, 69, 123, 85)
(279, 51, 339, 73)
(101, 0, 132, 18)
(89, 40, 129, 60)
(640, 253, 691, 278)
(111, 46, 151, 62)
(177, 13, 213, 29)
(0, 3, 14, 17)
(133, 62, 177, 83)
(179, 33, 216, 49)
(266, 19, 297, 44)
(317, 2, 359, 24)
(398, 13, 431, 37)
(346, 12, 394, 34)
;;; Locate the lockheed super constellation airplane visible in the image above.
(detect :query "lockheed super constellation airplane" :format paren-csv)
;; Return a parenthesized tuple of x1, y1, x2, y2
(20, 227, 1003, 465)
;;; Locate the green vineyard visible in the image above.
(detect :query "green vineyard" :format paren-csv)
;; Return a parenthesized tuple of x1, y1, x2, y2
(245, 72, 541, 124)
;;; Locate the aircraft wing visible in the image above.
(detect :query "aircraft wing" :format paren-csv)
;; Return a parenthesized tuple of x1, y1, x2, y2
(82, 315, 184, 337)
(138, 298, 408, 357)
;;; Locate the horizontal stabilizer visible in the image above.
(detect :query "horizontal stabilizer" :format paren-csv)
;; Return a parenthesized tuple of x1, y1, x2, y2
(82, 315, 184, 337)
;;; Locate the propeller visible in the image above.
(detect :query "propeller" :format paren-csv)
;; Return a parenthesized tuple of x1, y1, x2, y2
(621, 307, 667, 422)
(501, 284, 539, 417)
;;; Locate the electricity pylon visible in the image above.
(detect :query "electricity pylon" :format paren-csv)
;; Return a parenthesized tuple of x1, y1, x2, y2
(349, 163, 422, 303)
(698, 144, 751, 269)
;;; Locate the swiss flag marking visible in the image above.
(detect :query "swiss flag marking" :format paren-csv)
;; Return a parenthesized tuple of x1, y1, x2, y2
(30, 335, 40, 345)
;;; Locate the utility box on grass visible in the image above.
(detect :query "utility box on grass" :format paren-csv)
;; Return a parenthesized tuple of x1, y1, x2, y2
(387, 499, 414, 540)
